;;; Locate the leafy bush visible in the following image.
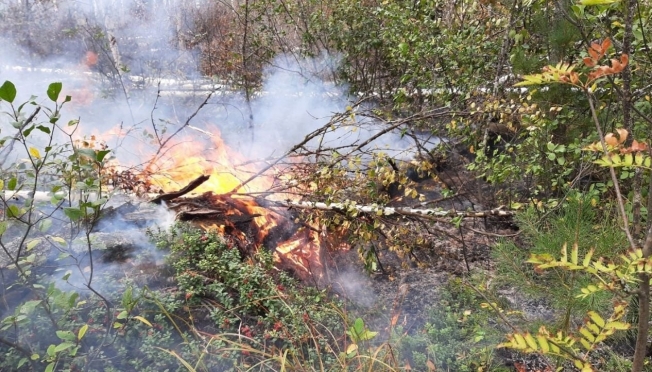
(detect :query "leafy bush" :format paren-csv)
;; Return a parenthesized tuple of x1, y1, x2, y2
(151, 223, 347, 370)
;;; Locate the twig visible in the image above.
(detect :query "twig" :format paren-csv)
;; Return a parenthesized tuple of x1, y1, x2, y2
(463, 280, 519, 333)
(462, 226, 521, 238)
(150, 89, 216, 161)
(226, 119, 344, 194)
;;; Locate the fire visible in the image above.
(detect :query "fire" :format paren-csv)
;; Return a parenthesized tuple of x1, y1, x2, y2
(145, 126, 274, 195)
(136, 127, 341, 284)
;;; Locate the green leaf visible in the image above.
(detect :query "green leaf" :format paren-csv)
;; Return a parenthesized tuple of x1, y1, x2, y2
(7, 205, 21, 218)
(8, 177, 17, 190)
(45, 362, 54, 372)
(36, 125, 51, 134)
(22, 125, 34, 137)
(77, 148, 97, 159)
(20, 300, 42, 313)
(0, 81, 17, 103)
(353, 318, 364, 334)
(56, 330, 76, 341)
(0, 221, 6, 236)
(54, 342, 74, 353)
(47, 82, 63, 102)
(64, 207, 84, 221)
(117, 310, 128, 320)
(39, 219, 52, 233)
(96, 150, 111, 162)
(68, 292, 79, 308)
(26, 239, 40, 251)
(17, 358, 27, 369)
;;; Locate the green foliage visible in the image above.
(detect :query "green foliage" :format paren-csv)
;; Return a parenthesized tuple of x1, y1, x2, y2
(493, 193, 626, 318)
(153, 223, 347, 370)
(393, 277, 504, 372)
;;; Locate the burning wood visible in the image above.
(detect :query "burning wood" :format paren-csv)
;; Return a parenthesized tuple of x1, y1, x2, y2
(147, 174, 331, 284)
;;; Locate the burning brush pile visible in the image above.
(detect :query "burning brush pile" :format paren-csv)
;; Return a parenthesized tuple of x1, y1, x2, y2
(144, 173, 335, 285)
(105, 127, 347, 287)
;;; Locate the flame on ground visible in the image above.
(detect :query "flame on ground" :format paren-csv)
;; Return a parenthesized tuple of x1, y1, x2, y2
(145, 126, 274, 195)
(128, 126, 345, 284)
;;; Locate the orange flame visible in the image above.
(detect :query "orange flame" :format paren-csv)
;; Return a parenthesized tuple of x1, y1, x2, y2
(145, 126, 274, 195)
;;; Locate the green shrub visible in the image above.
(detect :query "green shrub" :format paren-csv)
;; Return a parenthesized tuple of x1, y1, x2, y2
(393, 277, 506, 372)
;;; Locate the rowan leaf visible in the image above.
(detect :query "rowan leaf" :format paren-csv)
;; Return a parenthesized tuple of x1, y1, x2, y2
(571, 243, 579, 265)
(524, 332, 538, 351)
(583, 248, 594, 267)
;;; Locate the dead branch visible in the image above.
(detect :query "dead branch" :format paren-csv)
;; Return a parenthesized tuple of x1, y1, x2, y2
(278, 200, 515, 218)
(150, 174, 211, 204)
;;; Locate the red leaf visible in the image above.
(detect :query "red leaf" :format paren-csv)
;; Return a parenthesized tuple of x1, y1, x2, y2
(583, 57, 596, 67)
(589, 47, 600, 60)
(631, 140, 648, 152)
(602, 38, 612, 52)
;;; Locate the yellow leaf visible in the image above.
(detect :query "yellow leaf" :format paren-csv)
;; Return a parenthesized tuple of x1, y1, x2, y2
(587, 311, 605, 328)
(583, 248, 594, 267)
(29, 147, 41, 159)
(346, 344, 358, 355)
(579, 337, 593, 351)
(524, 333, 538, 351)
(582, 365, 595, 372)
(51, 236, 66, 244)
(624, 153, 633, 166)
(134, 316, 152, 327)
(78, 324, 88, 340)
(513, 333, 527, 349)
(579, 327, 596, 343)
(536, 335, 550, 353)
(571, 243, 579, 265)
(606, 321, 630, 330)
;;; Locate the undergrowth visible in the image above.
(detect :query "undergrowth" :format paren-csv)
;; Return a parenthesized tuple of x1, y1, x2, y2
(492, 191, 627, 319)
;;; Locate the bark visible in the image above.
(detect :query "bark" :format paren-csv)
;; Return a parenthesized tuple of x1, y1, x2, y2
(278, 200, 514, 218)
(634, 213, 652, 372)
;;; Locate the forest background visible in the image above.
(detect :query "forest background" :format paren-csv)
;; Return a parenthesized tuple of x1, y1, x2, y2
(1, 0, 652, 370)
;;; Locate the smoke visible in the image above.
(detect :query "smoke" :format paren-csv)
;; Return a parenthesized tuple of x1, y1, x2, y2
(0, 0, 428, 326)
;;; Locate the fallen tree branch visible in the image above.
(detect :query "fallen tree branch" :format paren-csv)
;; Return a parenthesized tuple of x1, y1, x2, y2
(149, 174, 210, 204)
(278, 200, 515, 218)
